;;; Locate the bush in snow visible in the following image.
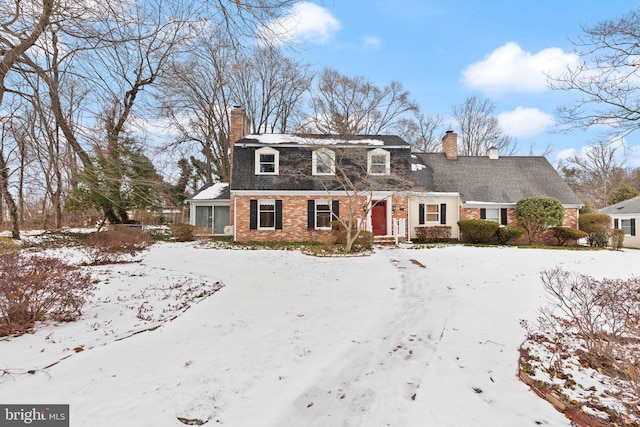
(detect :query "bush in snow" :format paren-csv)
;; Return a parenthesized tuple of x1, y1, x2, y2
(0, 253, 95, 336)
(495, 225, 525, 244)
(530, 267, 640, 420)
(170, 223, 195, 242)
(457, 220, 499, 244)
(550, 226, 588, 246)
(611, 228, 625, 251)
(578, 212, 611, 248)
(84, 225, 152, 264)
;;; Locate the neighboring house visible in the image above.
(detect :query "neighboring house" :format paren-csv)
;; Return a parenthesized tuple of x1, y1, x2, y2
(188, 107, 582, 243)
(186, 183, 231, 236)
(600, 196, 639, 248)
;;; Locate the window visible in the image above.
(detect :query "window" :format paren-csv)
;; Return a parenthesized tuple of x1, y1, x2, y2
(484, 208, 500, 223)
(419, 203, 446, 225)
(315, 200, 332, 229)
(255, 147, 279, 175)
(313, 149, 335, 175)
(308, 200, 339, 229)
(258, 200, 275, 229)
(368, 148, 390, 175)
(621, 219, 633, 235)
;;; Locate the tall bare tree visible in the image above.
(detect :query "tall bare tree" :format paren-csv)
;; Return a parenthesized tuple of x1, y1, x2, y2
(303, 67, 418, 135)
(550, 8, 640, 139)
(397, 112, 444, 152)
(451, 96, 516, 156)
(559, 141, 626, 208)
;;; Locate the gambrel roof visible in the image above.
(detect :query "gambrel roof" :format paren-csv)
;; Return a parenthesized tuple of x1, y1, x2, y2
(411, 153, 582, 206)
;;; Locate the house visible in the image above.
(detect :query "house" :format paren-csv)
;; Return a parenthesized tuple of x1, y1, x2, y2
(599, 196, 639, 248)
(188, 107, 581, 244)
(186, 182, 231, 236)
(410, 131, 582, 241)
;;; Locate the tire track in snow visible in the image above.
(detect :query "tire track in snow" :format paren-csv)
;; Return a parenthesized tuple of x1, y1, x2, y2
(274, 250, 453, 427)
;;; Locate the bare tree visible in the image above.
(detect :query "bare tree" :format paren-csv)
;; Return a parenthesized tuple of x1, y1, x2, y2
(559, 140, 626, 208)
(451, 96, 516, 156)
(550, 8, 640, 139)
(302, 67, 419, 135)
(397, 112, 444, 152)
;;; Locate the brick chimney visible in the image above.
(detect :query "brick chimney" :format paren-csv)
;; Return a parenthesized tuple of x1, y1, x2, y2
(442, 130, 458, 160)
(229, 106, 248, 183)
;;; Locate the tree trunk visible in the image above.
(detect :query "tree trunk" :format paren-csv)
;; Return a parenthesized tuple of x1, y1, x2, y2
(0, 151, 20, 239)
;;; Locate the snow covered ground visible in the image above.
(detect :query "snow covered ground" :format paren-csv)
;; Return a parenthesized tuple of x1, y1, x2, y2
(1, 242, 638, 426)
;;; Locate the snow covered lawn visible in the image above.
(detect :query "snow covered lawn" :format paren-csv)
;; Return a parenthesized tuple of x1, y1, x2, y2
(1, 242, 637, 426)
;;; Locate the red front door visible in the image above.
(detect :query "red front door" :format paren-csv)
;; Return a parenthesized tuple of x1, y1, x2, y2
(371, 201, 387, 236)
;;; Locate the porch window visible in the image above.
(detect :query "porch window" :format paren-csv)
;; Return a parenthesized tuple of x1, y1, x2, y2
(194, 205, 230, 234)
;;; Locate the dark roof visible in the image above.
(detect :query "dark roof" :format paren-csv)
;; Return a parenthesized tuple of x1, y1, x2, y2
(412, 153, 582, 205)
(600, 195, 640, 214)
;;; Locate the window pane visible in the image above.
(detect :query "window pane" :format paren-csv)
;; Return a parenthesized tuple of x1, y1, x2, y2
(316, 153, 333, 174)
(259, 202, 275, 228)
(371, 155, 387, 174)
(316, 202, 331, 228)
(485, 208, 500, 223)
(621, 219, 632, 235)
(425, 204, 439, 222)
(260, 154, 275, 173)
(213, 206, 230, 234)
(195, 206, 212, 228)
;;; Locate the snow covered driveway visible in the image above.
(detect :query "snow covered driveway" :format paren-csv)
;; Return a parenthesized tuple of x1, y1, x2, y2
(2, 243, 636, 426)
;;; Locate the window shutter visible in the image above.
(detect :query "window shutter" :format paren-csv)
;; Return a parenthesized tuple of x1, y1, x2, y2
(249, 200, 258, 230)
(440, 203, 447, 225)
(307, 200, 315, 229)
(632, 219, 636, 236)
(275, 200, 283, 230)
(480, 208, 486, 219)
(418, 204, 425, 225)
(332, 200, 340, 220)
(614, 218, 619, 229)
(500, 208, 508, 226)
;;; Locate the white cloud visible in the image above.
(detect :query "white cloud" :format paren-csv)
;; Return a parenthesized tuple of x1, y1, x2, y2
(555, 148, 576, 163)
(461, 42, 578, 94)
(261, 2, 340, 45)
(497, 106, 554, 138)
(363, 35, 382, 50)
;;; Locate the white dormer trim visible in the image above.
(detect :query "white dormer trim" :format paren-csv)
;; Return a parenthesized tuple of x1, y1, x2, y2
(312, 148, 335, 176)
(368, 148, 390, 176)
(255, 146, 279, 175)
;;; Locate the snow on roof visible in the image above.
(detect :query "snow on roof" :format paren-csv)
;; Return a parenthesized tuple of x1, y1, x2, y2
(247, 133, 385, 146)
(192, 183, 229, 200)
(411, 163, 426, 171)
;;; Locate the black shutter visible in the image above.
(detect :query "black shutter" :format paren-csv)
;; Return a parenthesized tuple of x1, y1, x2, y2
(307, 200, 315, 229)
(501, 208, 508, 226)
(332, 200, 340, 220)
(614, 218, 619, 229)
(480, 208, 486, 219)
(275, 200, 283, 230)
(632, 219, 636, 236)
(418, 204, 425, 225)
(440, 203, 447, 225)
(249, 200, 258, 230)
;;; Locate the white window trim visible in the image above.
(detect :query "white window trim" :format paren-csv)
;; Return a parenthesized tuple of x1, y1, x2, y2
(314, 199, 332, 229)
(368, 148, 390, 176)
(484, 208, 500, 223)
(258, 199, 276, 230)
(312, 148, 335, 176)
(255, 147, 279, 175)
(420, 203, 440, 224)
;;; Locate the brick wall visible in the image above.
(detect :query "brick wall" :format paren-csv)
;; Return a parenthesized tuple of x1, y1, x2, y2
(233, 194, 409, 243)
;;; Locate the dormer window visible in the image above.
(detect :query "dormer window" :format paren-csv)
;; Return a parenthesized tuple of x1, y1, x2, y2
(312, 148, 335, 175)
(255, 147, 279, 175)
(368, 148, 390, 175)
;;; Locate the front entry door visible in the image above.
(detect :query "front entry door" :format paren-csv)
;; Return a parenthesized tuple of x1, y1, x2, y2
(371, 201, 387, 236)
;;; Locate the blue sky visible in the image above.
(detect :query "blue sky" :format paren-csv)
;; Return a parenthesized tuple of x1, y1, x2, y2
(264, 0, 640, 166)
